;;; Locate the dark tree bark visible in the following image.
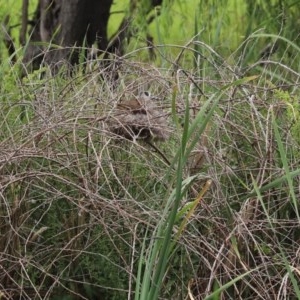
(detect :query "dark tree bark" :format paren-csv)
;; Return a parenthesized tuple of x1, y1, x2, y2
(23, 0, 112, 71)
(1, 16, 17, 64)
(22, 0, 163, 73)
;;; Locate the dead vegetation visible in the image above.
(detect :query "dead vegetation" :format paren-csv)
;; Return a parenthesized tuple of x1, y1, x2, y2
(0, 55, 300, 299)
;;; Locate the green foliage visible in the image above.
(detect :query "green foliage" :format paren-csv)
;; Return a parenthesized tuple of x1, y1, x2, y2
(277, 89, 300, 146)
(2, 1, 300, 299)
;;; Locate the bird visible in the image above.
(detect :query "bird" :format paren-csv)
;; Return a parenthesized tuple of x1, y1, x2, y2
(116, 91, 154, 115)
(108, 91, 169, 141)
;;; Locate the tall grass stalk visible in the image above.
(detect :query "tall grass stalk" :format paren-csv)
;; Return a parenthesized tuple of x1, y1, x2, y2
(135, 76, 258, 300)
(135, 94, 216, 300)
(272, 110, 300, 221)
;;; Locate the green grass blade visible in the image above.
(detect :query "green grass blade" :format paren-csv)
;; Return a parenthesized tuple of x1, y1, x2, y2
(272, 110, 300, 220)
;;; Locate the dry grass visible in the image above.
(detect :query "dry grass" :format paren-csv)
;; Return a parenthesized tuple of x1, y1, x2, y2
(1, 48, 300, 299)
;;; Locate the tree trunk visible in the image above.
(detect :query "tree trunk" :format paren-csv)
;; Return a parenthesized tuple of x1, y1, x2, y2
(23, 0, 112, 71)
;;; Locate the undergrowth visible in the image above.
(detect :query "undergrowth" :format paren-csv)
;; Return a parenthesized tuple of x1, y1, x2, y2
(1, 36, 300, 300)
